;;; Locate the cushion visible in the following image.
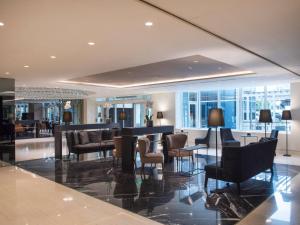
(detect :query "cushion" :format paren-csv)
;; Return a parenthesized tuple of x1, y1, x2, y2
(88, 131, 101, 143)
(72, 132, 80, 145)
(73, 143, 100, 151)
(102, 130, 113, 140)
(78, 131, 90, 145)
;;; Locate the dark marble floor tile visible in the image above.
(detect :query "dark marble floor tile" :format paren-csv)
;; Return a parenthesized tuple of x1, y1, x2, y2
(17, 154, 300, 225)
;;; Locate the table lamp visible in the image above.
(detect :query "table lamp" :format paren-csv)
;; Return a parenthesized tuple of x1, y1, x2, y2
(157, 111, 163, 126)
(282, 110, 292, 157)
(63, 111, 72, 125)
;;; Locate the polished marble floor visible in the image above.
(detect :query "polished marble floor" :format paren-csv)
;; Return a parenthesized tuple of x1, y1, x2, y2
(13, 138, 300, 225)
(17, 153, 300, 225)
(0, 165, 160, 225)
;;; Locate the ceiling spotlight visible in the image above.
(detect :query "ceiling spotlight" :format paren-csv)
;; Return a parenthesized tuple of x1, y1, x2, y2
(24, 65, 29, 68)
(88, 42, 95, 46)
(0, 22, 4, 26)
(193, 60, 199, 63)
(145, 21, 153, 27)
(50, 55, 56, 59)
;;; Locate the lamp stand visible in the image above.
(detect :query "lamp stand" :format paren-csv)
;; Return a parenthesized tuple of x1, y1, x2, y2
(215, 126, 218, 189)
(283, 120, 291, 157)
(264, 123, 267, 138)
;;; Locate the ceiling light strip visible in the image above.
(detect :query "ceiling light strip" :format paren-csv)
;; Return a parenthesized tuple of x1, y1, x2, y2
(58, 70, 254, 88)
(137, 0, 300, 77)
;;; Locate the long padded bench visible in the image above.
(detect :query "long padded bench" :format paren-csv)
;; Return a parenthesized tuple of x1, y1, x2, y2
(65, 128, 121, 160)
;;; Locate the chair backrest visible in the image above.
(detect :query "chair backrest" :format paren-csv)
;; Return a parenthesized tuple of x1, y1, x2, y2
(270, 129, 279, 139)
(166, 133, 187, 150)
(113, 136, 123, 158)
(138, 137, 151, 160)
(206, 128, 212, 140)
(220, 128, 235, 143)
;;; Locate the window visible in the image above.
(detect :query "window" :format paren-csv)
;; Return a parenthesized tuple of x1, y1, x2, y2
(220, 89, 237, 129)
(200, 91, 218, 128)
(179, 84, 291, 131)
(182, 92, 197, 128)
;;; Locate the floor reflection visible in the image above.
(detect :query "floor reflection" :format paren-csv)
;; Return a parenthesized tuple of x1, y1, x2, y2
(17, 156, 300, 225)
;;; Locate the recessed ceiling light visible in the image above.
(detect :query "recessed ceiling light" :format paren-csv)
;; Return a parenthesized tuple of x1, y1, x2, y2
(0, 22, 4, 26)
(145, 21, 153, 27)
(24, 65, 29, 68)
(88, 42, 95, 46)
(5, 72, 10, 75)
(50, 55, 56, 59)
(193, 60, 199, 63)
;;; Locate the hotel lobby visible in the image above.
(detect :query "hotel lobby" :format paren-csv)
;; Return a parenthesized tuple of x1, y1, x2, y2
(1, 1, 300, 225)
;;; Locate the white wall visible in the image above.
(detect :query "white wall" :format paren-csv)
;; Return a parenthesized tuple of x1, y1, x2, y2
(290, 81, 300, 151)
(83, 98, 97, 124)
(152, 92, 176, 126)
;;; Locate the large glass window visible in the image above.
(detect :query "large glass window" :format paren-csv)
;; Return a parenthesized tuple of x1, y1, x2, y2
(179, 84, 291, 131)
(220, 89, 237, 129)
(200, 91, 218, 128)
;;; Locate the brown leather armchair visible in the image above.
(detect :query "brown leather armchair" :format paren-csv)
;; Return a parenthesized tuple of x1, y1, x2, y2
(113, 136, 122, 166)
(138, 137, 164, 171)
(166, 133, 192, 168)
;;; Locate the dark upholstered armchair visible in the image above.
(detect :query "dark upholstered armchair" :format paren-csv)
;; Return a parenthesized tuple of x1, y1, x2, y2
(270, 129, 279, 139)
(220, 128, 240, 147)
(195, 128, 211, 149)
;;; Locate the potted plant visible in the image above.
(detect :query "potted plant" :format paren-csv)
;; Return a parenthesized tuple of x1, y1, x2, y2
(145, 114, 153, 127)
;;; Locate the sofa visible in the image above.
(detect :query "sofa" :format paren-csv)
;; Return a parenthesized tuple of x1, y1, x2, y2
(66, 128, 121, 160)
(204, 138, 278, 194)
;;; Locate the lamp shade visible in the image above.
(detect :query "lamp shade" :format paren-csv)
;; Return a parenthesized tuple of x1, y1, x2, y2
(282, 110, 292, 120)
(208, 108, 224, 127)
(259, 109, 272, 123)
(63, 111, 72, 123)
(119, 111, 126, 120)
(157, 111, 164, 119)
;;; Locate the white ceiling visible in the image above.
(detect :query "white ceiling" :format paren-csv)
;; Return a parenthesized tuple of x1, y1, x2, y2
(0, 0, 299, 97)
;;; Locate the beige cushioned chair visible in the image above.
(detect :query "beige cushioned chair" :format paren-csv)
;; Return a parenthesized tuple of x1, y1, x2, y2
(138, 137, 164, 170)
(113, 136, 122, 166)
(166, 133, 192, 167)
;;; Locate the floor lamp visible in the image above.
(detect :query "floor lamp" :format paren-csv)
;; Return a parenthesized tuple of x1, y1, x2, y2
(208, 108, 224, 189)
(282, 110, 292, 157)
(259, 109, 272, 138)
(157, 111, 163, 126)
(119, 111, 126, 128)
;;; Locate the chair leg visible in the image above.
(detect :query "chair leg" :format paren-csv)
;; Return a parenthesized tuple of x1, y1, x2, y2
(191, 153, 194, 164)
(141, 163, 145, 171)
(237, 183, 241, 195)
(77, 153, 80, 161)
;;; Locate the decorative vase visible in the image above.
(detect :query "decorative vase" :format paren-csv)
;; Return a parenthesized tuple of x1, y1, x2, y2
(146, 120, 153, 127)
